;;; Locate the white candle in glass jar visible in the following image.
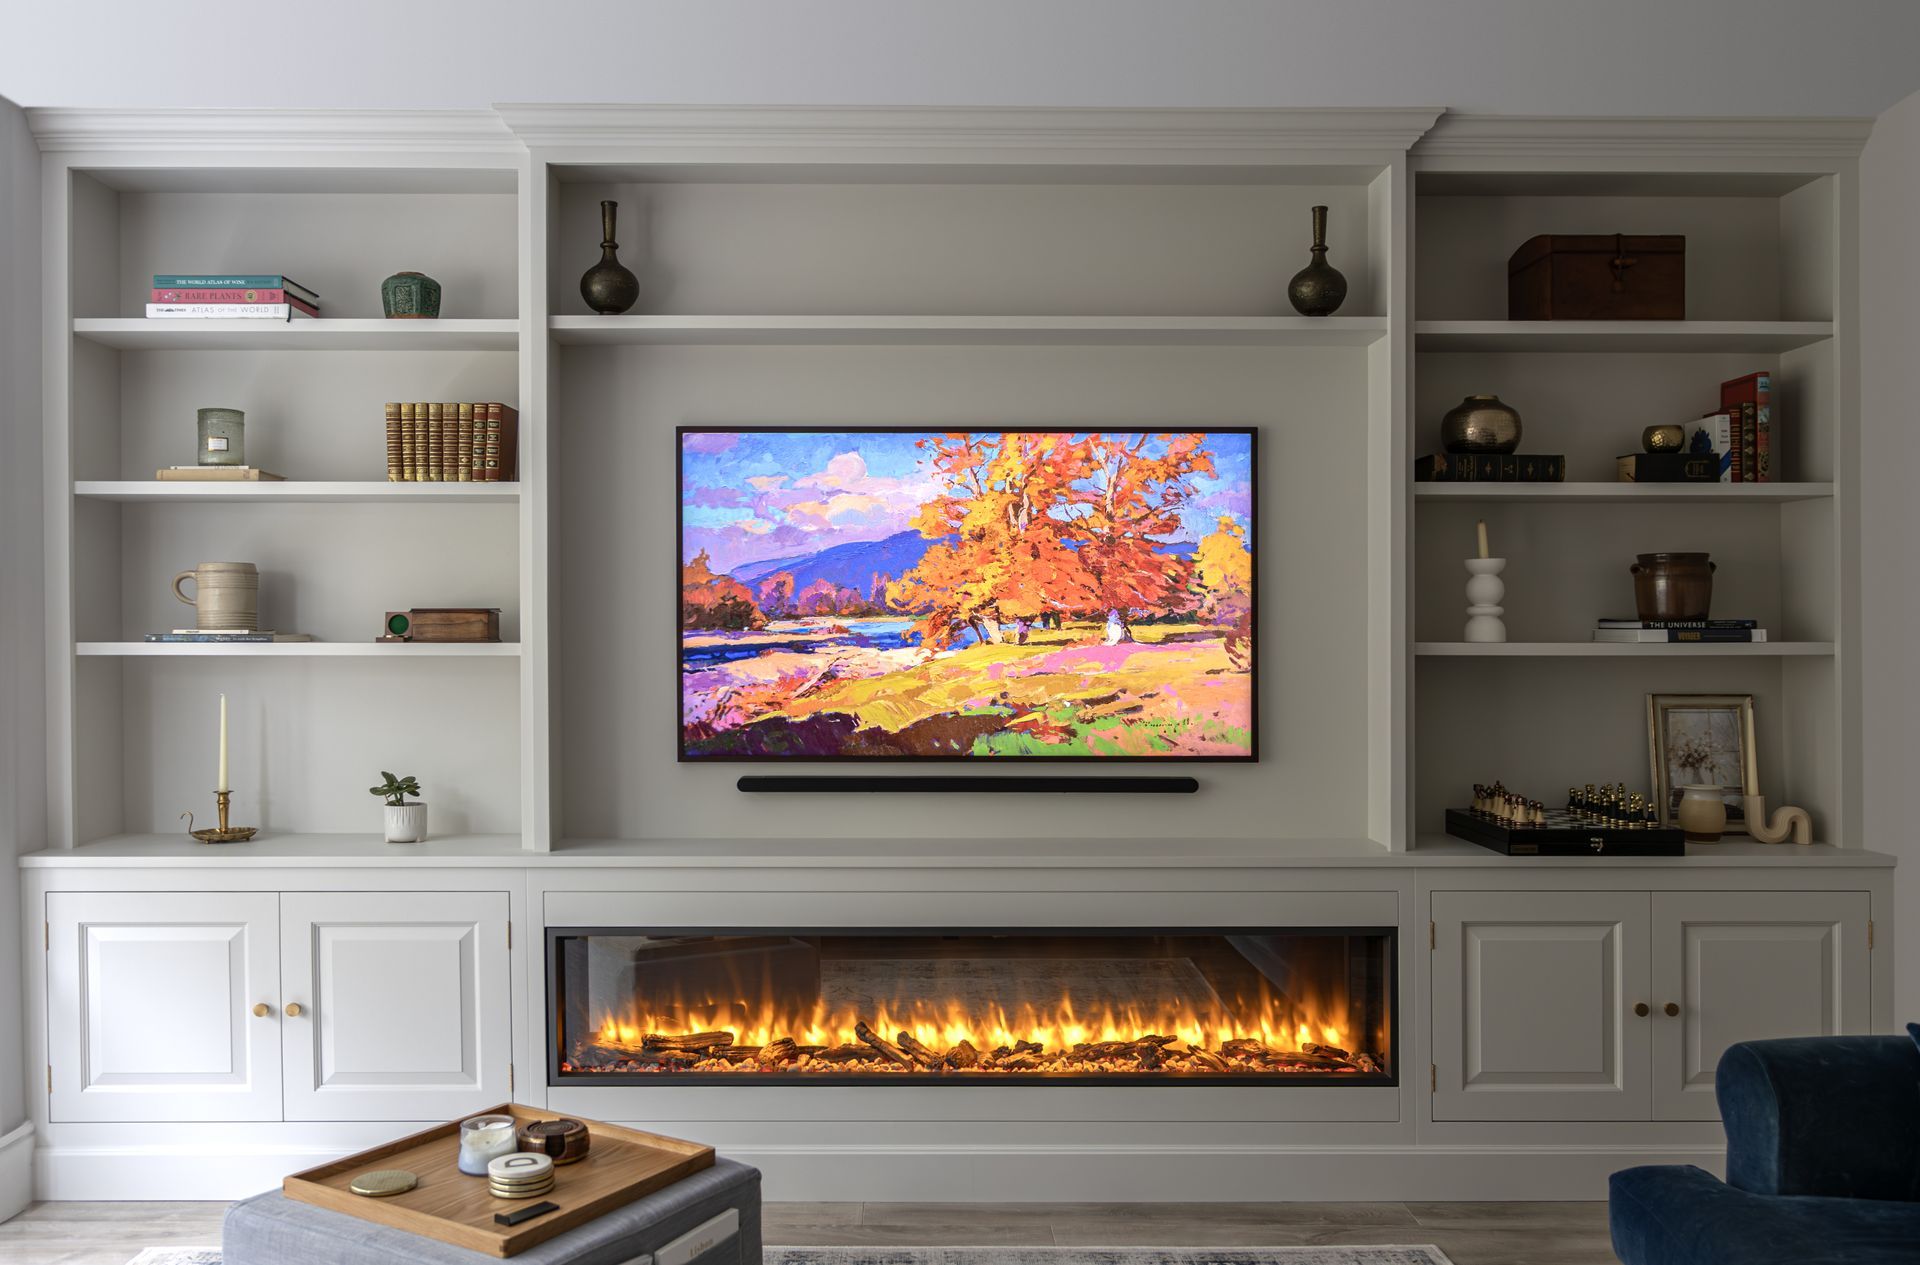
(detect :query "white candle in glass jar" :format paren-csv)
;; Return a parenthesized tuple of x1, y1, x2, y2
(457, 1114, 519, 1176)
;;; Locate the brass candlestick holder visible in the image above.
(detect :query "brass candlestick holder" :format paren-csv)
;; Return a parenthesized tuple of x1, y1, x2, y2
(182, 790, 257, 844)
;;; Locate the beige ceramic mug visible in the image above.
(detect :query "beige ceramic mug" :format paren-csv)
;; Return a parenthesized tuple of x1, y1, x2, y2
(172, 562, 259, 632)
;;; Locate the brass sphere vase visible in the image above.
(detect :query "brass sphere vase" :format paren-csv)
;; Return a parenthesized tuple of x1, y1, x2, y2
(1440, 394, 1524, 454)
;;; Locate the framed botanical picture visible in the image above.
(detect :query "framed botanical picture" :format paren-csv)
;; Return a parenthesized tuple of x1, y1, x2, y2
(1646, 693, 1758, 831)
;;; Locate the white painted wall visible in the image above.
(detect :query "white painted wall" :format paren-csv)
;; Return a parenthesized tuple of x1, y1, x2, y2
(1861, 86, 1920, 1025)
(0, 91, 44, 1207)
(1, 0, 1919, 116)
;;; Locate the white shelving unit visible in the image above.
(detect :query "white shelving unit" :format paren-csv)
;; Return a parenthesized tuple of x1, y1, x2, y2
(29, 108, 1869, 858)
(1408, 113, 1864, 850)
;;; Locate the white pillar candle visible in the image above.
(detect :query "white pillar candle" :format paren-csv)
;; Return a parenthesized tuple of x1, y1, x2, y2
(217, 694, 229, 793)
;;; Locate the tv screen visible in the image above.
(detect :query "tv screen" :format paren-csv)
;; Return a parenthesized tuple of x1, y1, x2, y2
(679, 427, 1256, 761)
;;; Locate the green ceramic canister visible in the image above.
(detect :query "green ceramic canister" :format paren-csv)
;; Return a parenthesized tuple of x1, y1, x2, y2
(196, 407, 245, 466)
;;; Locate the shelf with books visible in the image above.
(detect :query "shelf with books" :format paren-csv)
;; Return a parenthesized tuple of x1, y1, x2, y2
(76, 641, 523, 658)
(74, 481, 521, 504)
(1412, 321, 1834, 354)
(1413, 482, 1834, 504)
(1414, 641, 1834, 658)
(72, 317, 520, 351)
(547, 314, 1391, 346)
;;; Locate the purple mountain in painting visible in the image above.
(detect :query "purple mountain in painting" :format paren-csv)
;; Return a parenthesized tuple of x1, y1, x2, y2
(725, 529, 935, 595)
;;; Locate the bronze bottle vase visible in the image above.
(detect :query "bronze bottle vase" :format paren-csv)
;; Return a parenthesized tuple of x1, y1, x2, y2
(1632, 552, 1715, 621)
(580, 200, 640, 315)
(1287, 204, 1348, 317)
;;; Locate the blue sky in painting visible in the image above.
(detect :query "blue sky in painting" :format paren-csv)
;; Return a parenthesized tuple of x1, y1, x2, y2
(681, 430, 1255, 574)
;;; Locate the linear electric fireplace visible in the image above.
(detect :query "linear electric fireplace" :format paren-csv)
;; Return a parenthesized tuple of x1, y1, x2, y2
(547, 927, 1395, 1084)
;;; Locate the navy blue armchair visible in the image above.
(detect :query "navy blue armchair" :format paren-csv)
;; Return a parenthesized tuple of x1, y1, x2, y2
(1611, 1032, 1920, 1264)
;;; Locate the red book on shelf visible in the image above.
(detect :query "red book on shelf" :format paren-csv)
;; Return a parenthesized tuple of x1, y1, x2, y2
(151, 287, 315, 313)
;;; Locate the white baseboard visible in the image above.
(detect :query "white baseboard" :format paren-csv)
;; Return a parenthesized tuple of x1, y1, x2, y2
(33, 1140, 1720, 1203)
(0, 1122, 33, 1221)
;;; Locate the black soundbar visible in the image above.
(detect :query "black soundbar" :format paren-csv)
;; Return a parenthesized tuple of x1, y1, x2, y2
(737, 775, 1199, 794)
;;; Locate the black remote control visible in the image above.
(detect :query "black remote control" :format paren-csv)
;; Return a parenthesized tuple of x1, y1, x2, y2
(494, 1200, 559, 1227)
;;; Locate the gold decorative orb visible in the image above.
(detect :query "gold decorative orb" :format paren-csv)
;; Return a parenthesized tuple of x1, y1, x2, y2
(1643, 424, 1686, 453)
(349, 1169, 418, 1198)
(1440, 394, 1523, 454)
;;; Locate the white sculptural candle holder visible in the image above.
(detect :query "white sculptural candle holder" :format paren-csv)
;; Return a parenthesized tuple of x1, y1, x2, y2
(1464, 557, 1507, 643)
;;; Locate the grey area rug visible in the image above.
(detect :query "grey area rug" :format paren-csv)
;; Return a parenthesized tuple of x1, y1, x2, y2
(132, 1249, 1455, 1265)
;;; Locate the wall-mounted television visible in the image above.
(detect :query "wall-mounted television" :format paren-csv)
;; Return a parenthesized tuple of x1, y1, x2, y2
(679, 427, 1256, 761)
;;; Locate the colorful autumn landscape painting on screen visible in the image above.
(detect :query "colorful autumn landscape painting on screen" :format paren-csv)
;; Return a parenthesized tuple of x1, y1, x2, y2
(679, 428, 1256, 760)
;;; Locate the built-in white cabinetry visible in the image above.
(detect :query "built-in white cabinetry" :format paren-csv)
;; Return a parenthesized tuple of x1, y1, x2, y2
(1432, 888, 1870, 1123)
(46, 889, 510, 1124)
(46, 892, 282, 1123)
(279, 892, 511, 1122)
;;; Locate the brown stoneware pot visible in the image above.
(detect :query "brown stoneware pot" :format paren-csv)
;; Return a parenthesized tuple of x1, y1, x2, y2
(1631, 552, 1714, 621)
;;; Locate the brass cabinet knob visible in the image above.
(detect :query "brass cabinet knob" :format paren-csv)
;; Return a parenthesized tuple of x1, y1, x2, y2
(252, 1003, 271, 1018)
(1633, 1002, 1650, 1017)
(285, 1002, 304, 1017)
(1663, 1002, 1681, 1017)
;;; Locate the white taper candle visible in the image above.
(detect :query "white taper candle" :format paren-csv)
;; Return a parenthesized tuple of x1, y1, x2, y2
(1476, 519, 1490, 560)
(218, 693, 229, 793)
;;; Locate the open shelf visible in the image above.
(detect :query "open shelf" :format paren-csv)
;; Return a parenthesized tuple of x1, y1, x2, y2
(75, 481, 521, 504)
(76, 641, 522, 657)
(1414, 482, 1834, 504)
(548, 314, 1390, 347)
(1413, 320, 1833, 354)
(72, 317, 520, 351)
(1415, 641, 1834, 658)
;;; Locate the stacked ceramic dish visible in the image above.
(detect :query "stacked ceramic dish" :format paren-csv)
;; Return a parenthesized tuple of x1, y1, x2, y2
(487, 1152, 555, 1199)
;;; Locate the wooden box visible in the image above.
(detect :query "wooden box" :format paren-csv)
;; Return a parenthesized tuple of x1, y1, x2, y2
(382, 607, 502, 642)
(1507, 234, 1685, 320)
(283, 1103, 714, 1257)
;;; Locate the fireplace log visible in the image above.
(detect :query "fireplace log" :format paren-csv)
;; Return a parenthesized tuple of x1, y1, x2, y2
(758, 1037, 800, 1066)
(1187, 1046, 1232, 1072)
(1303, 1042, 1351, 1061)
(644, 1031, 735, 1052)
(715, 1046, 762, 1063)
(943, 1039, 980, 1069)
(895, 1031, 944, 1069)
(1012, 1039, 1044, 1056)
(810, 1044, 872, 1063)
(854, 1021, 915, 1067)
(1354, 1053, 1383, 1074)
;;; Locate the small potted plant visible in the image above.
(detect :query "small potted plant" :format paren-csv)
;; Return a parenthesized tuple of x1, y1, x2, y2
(370, 771, 427, 843)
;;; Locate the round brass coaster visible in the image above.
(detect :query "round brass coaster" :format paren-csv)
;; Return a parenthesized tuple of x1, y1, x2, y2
(488, 1153, 553, 1182)
(490, 1181, 555, 1200)
(349, 1169, 418, 1198)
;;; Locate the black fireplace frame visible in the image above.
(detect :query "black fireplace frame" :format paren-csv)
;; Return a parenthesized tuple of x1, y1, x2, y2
(545, 925, 1399, 1088)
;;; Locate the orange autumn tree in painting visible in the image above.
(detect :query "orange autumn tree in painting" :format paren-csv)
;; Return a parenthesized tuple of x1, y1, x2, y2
(678, 427, 1255, 759)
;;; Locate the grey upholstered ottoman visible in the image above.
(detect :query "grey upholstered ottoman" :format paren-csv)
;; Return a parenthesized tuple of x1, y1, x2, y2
(223, 1157, 761, 1265)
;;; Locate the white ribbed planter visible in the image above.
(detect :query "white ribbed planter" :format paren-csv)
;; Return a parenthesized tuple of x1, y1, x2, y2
(383, 802, 428, 843)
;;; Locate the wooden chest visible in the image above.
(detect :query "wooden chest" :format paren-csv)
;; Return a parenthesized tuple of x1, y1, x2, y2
(1507, 233, 1685, 320)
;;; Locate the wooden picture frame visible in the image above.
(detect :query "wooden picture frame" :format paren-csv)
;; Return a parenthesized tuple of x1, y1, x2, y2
(1646, 693, 1758, 832)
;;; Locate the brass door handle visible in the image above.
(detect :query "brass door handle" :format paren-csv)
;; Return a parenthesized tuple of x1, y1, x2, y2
(1663, 1002, 1681, 1017)
(284, 1002, 304, 1017)
(1633, 1002, 1650, 1017)
(252, 1003, 272, 1018)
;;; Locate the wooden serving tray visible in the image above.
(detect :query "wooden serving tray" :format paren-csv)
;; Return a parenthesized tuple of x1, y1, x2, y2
(284, 1103, 714, 1258)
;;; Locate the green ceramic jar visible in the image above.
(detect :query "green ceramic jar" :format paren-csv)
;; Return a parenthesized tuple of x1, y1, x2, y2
(380, 271, 442, 319)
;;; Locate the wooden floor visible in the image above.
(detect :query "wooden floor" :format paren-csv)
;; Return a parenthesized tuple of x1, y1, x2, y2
(0, 1200, 1618, 1265)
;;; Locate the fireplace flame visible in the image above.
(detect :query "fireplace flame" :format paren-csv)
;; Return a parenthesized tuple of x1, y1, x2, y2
(591, 997, 1345, 1056)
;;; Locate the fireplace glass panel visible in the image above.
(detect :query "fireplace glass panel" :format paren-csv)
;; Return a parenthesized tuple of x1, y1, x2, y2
(549, 928, 1394, 1084)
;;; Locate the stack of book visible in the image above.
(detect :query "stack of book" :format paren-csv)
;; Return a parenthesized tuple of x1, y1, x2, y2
(384, 402, 518, 482)
(144, 630, 313, 644)
(1592, 618, 1768, 644)
(1413, 452, 1566, 482)
(1623, 371, 1774, 483)
(148, 274, 319, 321)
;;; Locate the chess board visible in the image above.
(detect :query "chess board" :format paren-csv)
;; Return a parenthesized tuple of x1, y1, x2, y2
(1446, 808, 1686, 857)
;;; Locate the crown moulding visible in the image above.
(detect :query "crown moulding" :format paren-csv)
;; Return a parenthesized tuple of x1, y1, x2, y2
(26, 108, 520, 153)
(1416, 113, 1874, 161)
(491, 104, 1447, 156)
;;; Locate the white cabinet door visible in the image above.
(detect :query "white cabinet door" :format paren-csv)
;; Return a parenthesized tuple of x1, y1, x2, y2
(1651, 891, 1871, 1121)
(1433, 891, 1651, 1121)
(47, 892, 282, 1122)
(280, 891, 511, 1122)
